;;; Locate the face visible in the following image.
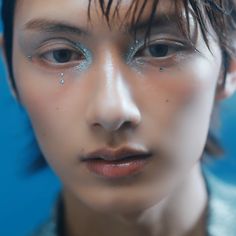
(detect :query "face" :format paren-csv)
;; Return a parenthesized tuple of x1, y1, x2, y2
(13, 0, 223, 213)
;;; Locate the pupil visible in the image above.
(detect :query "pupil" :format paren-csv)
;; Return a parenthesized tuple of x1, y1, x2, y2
(149, 44, 169, 57)
(53, 50, 72, 63)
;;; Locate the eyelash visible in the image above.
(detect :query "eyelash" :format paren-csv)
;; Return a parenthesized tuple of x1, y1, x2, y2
(39, 48, 85, 67)
(31, 41, 89, 70)
(141, 41, 189, 57)
(31, 39, 193, 70)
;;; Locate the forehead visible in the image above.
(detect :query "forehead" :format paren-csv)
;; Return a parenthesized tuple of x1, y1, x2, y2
(15, 0, 181, 30)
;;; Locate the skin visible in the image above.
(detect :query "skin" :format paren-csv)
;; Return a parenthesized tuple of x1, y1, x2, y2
(11, 0, 236, 235)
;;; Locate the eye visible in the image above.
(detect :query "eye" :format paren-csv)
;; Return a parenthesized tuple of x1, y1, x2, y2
(140, 42, 186, 58)
(149, 44, 169, 57)
(41, 48, 84, 64)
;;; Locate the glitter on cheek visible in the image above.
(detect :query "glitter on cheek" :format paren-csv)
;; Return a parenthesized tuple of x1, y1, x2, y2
(73, 59, 91, 72)
(59, 72, 65, 85)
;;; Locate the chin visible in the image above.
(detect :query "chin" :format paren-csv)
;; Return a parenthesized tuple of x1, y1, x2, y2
(78, 189, 165, 216)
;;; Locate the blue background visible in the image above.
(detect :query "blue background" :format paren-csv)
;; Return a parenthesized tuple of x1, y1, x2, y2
(0, 9, 236, 236)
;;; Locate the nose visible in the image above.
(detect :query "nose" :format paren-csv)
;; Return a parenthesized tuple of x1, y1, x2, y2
(86, 53, 141, 132)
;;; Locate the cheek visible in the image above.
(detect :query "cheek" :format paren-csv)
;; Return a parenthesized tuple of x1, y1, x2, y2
(136, 57, 221, 163)
(13, 57, 93, 164)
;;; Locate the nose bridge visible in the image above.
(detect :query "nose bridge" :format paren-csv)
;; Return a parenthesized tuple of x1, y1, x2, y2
(102, 51, 129, 107)
(86, 50, 141, 131)
(102, 51, 120, 102)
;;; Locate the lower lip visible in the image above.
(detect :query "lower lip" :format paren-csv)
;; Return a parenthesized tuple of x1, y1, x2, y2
(84, 156, 150, 178)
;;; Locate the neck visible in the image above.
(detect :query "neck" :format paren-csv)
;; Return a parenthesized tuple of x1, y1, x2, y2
(62, 164, 208, 236)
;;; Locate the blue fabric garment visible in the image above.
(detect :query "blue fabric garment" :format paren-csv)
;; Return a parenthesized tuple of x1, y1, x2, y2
(30, 168, 236, 236)
(204, 168, 236, 236)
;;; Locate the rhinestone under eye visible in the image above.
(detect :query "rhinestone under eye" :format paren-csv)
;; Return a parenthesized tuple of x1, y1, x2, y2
(59, 72, 65, 85)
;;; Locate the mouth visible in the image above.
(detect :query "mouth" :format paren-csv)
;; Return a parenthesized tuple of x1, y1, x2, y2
(80, 146, 152, 178)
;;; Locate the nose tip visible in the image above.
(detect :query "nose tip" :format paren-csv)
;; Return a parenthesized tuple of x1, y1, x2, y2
(87, 92, 142, 132)
(91, 105, 141, 132)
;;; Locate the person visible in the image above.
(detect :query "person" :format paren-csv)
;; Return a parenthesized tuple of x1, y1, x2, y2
(1, 0, 236, 235)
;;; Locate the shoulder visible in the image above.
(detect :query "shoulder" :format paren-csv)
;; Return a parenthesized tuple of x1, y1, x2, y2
(203, 167, 236, 236)
(29, 197, 62, 236)
(29, 220, 58, 236)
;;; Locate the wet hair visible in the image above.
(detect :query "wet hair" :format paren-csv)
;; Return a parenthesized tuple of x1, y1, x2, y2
(1, 0, 236, 172)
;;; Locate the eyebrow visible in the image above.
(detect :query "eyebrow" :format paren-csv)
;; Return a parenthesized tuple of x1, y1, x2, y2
(24, 13, 180, 36)
(24, 19, 89, 36)
(130, 13, 179, 32)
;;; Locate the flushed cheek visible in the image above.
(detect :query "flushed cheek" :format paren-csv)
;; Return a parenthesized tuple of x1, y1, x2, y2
(136, 62, 219, 161)
(137, 70, 205, 127)
(14, 68, 95, 164)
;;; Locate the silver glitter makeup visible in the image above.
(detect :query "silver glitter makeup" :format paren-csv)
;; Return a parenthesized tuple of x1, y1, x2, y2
(126, 39, 143, 63)
(59, 72, 65, 85)
(74, 42, 93, 71)
(75, 42, 90, 55)
(73, 59, 91, 72)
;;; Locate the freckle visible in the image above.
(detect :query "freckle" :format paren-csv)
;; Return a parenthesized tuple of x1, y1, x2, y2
(56, 107, 59, 111)
(166, 99, 169, 103)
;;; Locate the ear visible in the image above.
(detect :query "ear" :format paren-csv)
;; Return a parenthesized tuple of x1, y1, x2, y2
(0, 35, 19, 99)
(0, 34, 8, 69)
(216, 58, 236, 100)
(0, 34, 7, 65)
(0, 35, 3, 48)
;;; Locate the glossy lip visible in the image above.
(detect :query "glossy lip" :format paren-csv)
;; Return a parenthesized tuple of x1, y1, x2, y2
(80, 146, 152, 178)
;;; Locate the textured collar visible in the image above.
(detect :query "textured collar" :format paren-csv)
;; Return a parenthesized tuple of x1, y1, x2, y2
(203, 167, 236, 236)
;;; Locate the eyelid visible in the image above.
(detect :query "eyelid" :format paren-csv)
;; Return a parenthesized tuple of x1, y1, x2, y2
(136, 37, 195, 59)
(35, 46, 83, 67)
(34, 40, 81, 55)
(128, 36, 197, 69)
(31, 37, 91, 58)
(40, 49, 83, 63)
(144, 38, 191, 50)
(127, 36, 194, 59)
(29, 38, 92, 70)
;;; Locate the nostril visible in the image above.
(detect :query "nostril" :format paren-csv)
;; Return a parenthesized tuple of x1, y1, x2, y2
(121, 121, 134, 129)
(92, 123, 102, 128)
(86, 87, 141, 132)
(91, 119, 135, 132)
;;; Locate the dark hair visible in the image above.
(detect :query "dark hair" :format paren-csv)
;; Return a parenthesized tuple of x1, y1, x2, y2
(2, 0, 236, 172)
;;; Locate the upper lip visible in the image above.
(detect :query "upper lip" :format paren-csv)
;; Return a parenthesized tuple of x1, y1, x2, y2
(81, 146, 152, 162)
